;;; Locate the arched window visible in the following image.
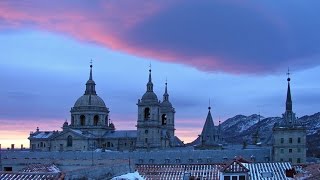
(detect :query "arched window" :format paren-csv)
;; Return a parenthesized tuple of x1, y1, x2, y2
(67, 135, 73, 147)
(162, 114, 167, 125)
(105, 115, 108, 126)
(94, 115, 99, 126)
(144, 108, 150, 120)
(80, 115, 85, 126)
(71, 116, 75, 125)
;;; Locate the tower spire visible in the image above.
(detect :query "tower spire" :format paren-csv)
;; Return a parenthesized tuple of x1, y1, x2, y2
(89, 59, 93, 80)
(286, 68, 292, 112)
(146, 65, 153, 92)
(163, 79, 169, 101)
(85, 61, 96, 95)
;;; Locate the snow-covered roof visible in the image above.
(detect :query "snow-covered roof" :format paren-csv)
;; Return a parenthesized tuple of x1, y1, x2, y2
(21, 164, 60, 173)
(111, 171, 144, 180)
(0, 172, 64, 180)
(30, 131, 53, 139)
(136, 164, 223, 179)
(243, 162, 292, 180)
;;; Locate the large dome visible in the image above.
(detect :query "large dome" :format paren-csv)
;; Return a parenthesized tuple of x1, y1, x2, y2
(74, 94, 106, 107)
(142, 91, 158, 102)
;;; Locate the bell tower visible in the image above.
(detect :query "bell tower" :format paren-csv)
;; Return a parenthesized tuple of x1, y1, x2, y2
(136, 67, 161, 149)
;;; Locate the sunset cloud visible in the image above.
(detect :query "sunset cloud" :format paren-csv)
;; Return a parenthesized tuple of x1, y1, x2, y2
(1, 1, 320, 74)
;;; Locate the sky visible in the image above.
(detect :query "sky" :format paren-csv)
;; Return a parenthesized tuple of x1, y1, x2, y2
(0, 0, 320, 148)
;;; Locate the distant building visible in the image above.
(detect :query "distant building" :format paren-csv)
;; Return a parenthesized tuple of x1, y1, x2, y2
(272, 74, 307, 163)
(28, 64, 182, 151)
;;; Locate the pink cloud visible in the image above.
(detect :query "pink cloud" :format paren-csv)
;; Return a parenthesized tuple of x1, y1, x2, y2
(1, 1, 318, 73)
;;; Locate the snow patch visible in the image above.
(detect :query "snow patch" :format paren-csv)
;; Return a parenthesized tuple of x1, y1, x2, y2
(112, 171, 144, 180)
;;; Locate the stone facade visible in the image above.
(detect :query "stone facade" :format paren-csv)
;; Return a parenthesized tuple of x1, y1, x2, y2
(29, 65, 137, 152)
(272, 76, 307, 163)
(136, 69, 176, 149)
(29, 65, 180, 152)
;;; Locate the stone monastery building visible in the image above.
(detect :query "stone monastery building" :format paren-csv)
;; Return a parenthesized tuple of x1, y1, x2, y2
(28, 64, 306, 164)
(29, 64, 184, 152)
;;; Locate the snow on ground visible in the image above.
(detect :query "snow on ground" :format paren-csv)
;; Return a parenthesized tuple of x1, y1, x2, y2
(112, 171, 144, 180)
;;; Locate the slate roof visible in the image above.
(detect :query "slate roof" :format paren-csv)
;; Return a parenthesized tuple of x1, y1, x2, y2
(103, 130, 137, 138)
(29, 131, 54, 139)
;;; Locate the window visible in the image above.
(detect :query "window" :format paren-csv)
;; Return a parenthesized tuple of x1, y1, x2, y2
(280, 148, 284, 153)
(298, 137, 301, 143)
(94, 115, 99, 126)
(145, 138, 148, 143)
(145, 130, 148, 134)
(239, 175, 246, 180)
(232, 176, 237, 180)
(289, 158, 292, 162)
(280, 158, 283, 162)
(162, 114, 167, 125)
(224, 176, 231, 180)
(67, 135, 73, 147)
(107, 142, 110, 147)
(3, 167, 12, 172)
(289, 149, 292, 153)
(289, 138, 293, 143)
(71, 116, 74, 125)
(144, 108, 150, 120)
(80, 115, 85, 126)
(281, 138, 284, 144)
(297, 158, 301, 163)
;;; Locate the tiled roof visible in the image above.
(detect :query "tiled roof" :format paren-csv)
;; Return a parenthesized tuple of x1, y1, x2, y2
(222, 160, 249, 173)
(21, 164, 60, 173)
(0, 172, 64, 180)
(243, 162, 292, 180)
(136, 164, 224, 179)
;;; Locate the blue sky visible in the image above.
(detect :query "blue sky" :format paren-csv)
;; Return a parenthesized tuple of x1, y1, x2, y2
(0, 0, 319, 147)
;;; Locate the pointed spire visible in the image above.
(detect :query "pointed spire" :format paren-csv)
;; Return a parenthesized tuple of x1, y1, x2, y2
(146, 65, 154, 92)
(163, 79, 169, 101)
(286, 68, 292, 112)
(84, 61, 97, 95)
(200, 104, 216, 146)
(89, 59, 93, 80)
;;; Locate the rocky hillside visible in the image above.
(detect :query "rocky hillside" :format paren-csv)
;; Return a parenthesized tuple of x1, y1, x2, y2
(220, 112, 320, 156)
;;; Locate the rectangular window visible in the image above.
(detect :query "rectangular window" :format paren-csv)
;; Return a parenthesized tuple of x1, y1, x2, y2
(232, 176, 237, 180)
(145, 138, 148, 143)
(297, 158, 301, 163)
(289, 138, 293, 143)
(298, 137, 301, 143)
(239, 176, 246, 180)
(289, 158, 292, 162)
(224, 176, 231, 180)
(280, 148, 284, 153)
(280, 158, 283, 162)
(289, 149, 293, 153)
(281, 138, 284, 144)
(4, 167, 13, 172)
